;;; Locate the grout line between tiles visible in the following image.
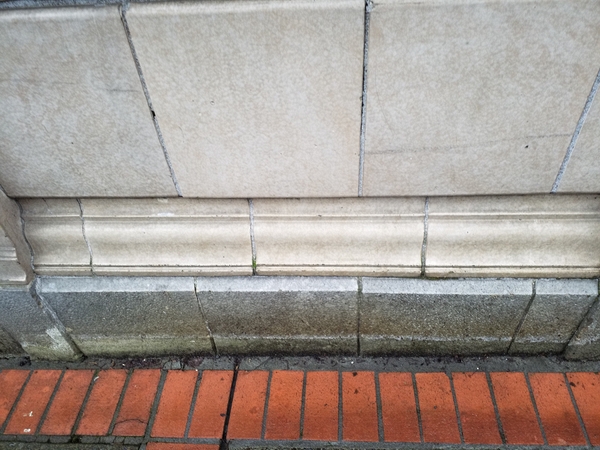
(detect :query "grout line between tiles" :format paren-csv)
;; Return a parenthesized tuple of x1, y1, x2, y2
(486, 372, 507, 445)
(357, 0, 372, 196)
(143, 369, 168, 442)
(564, 372, 592, 447)
(108, 369, 133, 436)
(35, 369, 65, 436)
(525, 372, 548, 445)
(120, 4, 183, 197)
(447, 372, 464, 444)
(0, 370, 32, 435)
(71, 369, 99, 437)
(219, 358, 239, 449)
(261, 370, 273, 440)
(551, 66, 600, 193)
(374, 371, 384, 442)
(338, 370, 343, 442)
(298, 370, 307, 440)
(411, 372, 424, 444)
(184, 370, 202, 439)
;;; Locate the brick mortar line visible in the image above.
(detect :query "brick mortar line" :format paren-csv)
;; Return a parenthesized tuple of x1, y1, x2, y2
(411, 372, 424, 444)
(0, 370, 33, 435)
(108, 369, 133, 436)
(485, 372, 506, 445)
(447, 372, 464, 445)
(563, 372, 592, 447)
(374, 371, 384, 442)
(298, 370, 307, 440)
(184, 370, 203, 438)
(220, 359, 240, 450)
(143, 369, 168, 443)
(525, 372, 548, 446)
(34, 369, 65, 435)
(261, 370, 274, 440)
(71, 369, 100, 438)
(337, 370, 343, 442)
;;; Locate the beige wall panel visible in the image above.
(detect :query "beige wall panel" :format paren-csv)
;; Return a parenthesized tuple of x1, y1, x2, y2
(364, 0, 600, 196)
(0, 7, 176, 197)
(127, 0, 364, 197)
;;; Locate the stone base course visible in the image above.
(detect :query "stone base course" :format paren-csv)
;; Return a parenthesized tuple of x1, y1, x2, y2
(0, 276, 598, 360)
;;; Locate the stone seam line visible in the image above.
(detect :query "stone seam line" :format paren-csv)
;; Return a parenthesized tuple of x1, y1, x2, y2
(358, 0, 372, 196)
(120, 2, 183, 197)
(551, 65, 600, 193)
(507, 280, 536, 354)
(194, 277, 219, 356)
(76, 199, 95, 276)
(420, 197, 429, 277)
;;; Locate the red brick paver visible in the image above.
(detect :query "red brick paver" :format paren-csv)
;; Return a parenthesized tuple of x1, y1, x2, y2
(379, 372, 420, 443)
(303, 371, 338, 441)
(567, 372, 600, 445)
(76, 369, 127, 436)
(152, 370, 197, 438)
(113, 369, 161, 436)
(0, 367, 595, 448)
(529, 372, 586, 445)
(264, 370, 303, 440)
(490, 372, 544, 445)
(452, 372, 501, 445)
(0, 370, 29, 428)
(227, 370, 269, 439)
(4, 370, 61, 435)
(415, 372, 460, 444)
(189, 370, 234, 439)
(342, 371, 378, 442)
(146, 444, 219, 450)
(40, 370, 94, 435)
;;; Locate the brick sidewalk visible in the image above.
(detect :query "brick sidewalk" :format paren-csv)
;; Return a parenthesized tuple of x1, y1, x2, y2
(1, 366, 599, 449)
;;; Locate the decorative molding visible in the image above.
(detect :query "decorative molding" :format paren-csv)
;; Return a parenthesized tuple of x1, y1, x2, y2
(15, 195, 600, 278)
(0, 190, 33, 283)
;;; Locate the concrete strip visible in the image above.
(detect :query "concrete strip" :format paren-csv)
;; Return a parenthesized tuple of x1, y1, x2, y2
(197, 276, 359, 355)
(361, 278, 532, 355)
(39, 277, 213, 357)
(511, 279, 598, 354)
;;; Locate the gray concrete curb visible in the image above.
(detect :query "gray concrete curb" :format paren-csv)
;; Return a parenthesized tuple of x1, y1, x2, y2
(0, 276, 598, 360)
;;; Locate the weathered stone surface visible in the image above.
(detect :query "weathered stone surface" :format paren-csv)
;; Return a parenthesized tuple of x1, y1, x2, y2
(364, 0, 600, 196)
(511, 279, 598, 354)
(253, 198, 424, 276)
(20, 199, 91, 275)
(565, 292, 600, 360)
(127, 0, 364, 197)
(197, 276, 358, 355)
(361, 278, 532, 355)
(0, 284, 78, 360)
(0, 189, 33, 284)
(0, 6, 176, 197)
(426, 195, 600, 278)
(40, 277, 213, 357)
(0, 324, 22, 355)
(82, 198, 252, 276)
